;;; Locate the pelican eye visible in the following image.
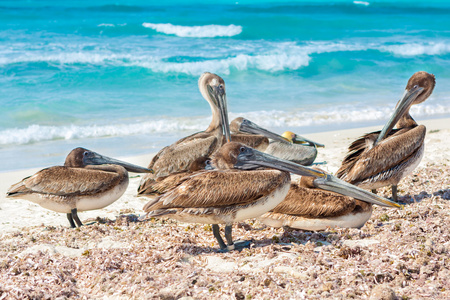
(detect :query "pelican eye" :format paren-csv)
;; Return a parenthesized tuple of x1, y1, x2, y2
(83, 151, 89, 156)
(205, 160, 211, 165)
(240, 147, 246, 153)
(413, 84, 419, 89)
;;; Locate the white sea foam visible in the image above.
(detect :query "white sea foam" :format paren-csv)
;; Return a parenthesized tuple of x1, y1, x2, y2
(98, 23, 115, 27)
(142, 23, 242, 38)
(2, 104, 449, 146)
(138, 52, 311, 75)
(238, 104, 450, 129)
(98, 23, 126, 27)
(353, 1, 370, 6)
(1, 39, 449, 75)
(0, 117, 210, 146)
(380, 42, 450, 56)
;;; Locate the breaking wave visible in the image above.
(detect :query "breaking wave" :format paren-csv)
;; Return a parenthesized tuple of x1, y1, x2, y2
(142, 23, 242, 38)
(2, 103, 449, 146)
(2, 39, 450, 75)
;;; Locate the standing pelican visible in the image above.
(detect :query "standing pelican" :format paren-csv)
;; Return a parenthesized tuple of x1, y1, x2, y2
(336, 71, 436, 201)
(229, 117, 324, 165)
(7, 148, 153, 228)
(140, 142, 399, 251)
(258, 167, 398, 231)
(138, 72, 230, 194)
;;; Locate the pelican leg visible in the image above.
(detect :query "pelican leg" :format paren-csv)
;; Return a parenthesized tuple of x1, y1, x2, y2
(67, 213, 76, 228)
(392, 185, 398, 202)
(224, 225, 235, 250)
(71, 208, 83, 227)
(212, 224, 226, 249)
(224, 225, 250, 251)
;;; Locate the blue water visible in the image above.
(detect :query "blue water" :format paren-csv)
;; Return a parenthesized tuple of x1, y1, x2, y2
(1, 0, 450, 171)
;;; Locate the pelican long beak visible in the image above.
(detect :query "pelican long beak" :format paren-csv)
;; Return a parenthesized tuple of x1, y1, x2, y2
(376, 85, 424, 144)
(235, 146, 401, 208)
(239, 118, 290, 143)
(235, 146, 326, 176)
(207, 85, 231, 143)
(83, 151, 154, 173)
(313, 175, 402, 208)
(286, 132, 325, 148)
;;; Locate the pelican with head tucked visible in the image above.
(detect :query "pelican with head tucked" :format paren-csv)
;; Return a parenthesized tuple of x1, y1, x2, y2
(336, 71, 436, 201)
(258, 167, 401, 231)
(229, 117, 324, 165)
(140, 142, 399, 251)
(7, 147, 153, 228)
(138, 72, 230, 194)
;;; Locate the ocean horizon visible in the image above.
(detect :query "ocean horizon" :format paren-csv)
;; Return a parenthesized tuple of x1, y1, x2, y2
(1, 0, 450, 171)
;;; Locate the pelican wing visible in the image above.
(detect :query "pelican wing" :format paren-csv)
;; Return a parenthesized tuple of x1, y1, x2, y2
(148, 134, 219, 178)
(143, 169, 288, 212)
(337, 125, 425, 184)
(137, 172, 190, 196)
(7, 166, 120, 197)
(272, 184, 357, 218)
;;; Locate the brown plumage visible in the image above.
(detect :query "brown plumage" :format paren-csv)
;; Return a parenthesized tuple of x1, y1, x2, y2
(8, 165, 124, 198)
(140, 142, 399, 250)
(259, 172, 373, 231)
(7, 147, 152, 228)
(337, 71, 436, 201)
(137, 156, 211, 197)
(140, 142, 291, 251)
(223, 134, 269, 151)
(138, 72, 230, 193)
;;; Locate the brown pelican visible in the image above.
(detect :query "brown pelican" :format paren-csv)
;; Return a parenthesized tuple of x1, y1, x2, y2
(140, 142, 399, 251)
(138, 72, 231, 194)
(229, 117, 324, 165)
(336, 71, 436, 201)
(258, 168, 388, 231)
(6, 147, 153, 228)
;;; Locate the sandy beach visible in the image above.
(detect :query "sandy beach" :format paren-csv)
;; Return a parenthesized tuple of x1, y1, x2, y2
(0, 118, 449, 299)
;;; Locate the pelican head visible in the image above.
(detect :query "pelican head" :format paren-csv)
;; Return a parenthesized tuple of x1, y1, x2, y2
(281, 131, 325, 148)
(376, 71, 436, 143)
(64, 148, 154, 173)
(199, 72, 231, 142)
(227, 142, 401, 208)
(405, 71, 436, 105)
(230, 117, 290, 143)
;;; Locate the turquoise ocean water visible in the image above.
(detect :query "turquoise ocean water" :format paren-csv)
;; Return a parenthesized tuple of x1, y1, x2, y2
(1, 0, 450, 171)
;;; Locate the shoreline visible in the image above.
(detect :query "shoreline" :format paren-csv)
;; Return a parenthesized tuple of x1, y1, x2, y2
(2, 114, 450, 174)
(1, 117, 449, 233)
